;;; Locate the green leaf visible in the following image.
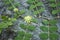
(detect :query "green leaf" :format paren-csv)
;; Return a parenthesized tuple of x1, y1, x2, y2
(36, 2, 43, 6)
(5, 1, 11, 5)
(49, 26, 58, 32)
(8, 18, 17, 22)
(18, 31, 25, 37)
(50, 33, 59, 40)
(49, 0, 55, 2)
(32, 18, 38, 23)
(27, 25, 35, 31)
(14, 31, 25, 40)
(29, 5, 36, 10)
(33, 7, 45, 15)
(49, 20, 57, 25)
(14, 36, 23, 40)
(57, 2, 60, 6)
(0, 21, 13, 28)
(14, 2, 21, 7)
(0, 28, 2, 33)
(42, 19, 49, 25)
(27, 0, 35, 4)
(7, 6, 14, 10)
(52, 10, 58, 15)
(3, 0, 14, 5)
(24, 37, 30, 40)
(1, 16, 8, 20)
(39, 7, 45, 12)
(20, 24, 27, 29)
(20, 9, 25, 15)
(25, 33, 32, 38)
(39, 33, 48, 40)
(33, 10, 39, 15)
(40, 26, 48, 32)
(49, 3, 57, 7)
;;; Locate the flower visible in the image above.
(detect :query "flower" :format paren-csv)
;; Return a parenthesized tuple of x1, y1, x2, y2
(13, 8, 18, 12)
(24, 16, 32, 23)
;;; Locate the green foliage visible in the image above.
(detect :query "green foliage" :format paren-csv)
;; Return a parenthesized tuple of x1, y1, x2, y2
(32, 18, 38, 23)
(48, 0, 60, 15)
(40, 26, 48, 32)
(27, 0, 35, 4)
(50, 33, 59, 40)
(3, 0, 20, 11)
(18, 31, 25, 37)
(48, 0, 55, 2)
(14, 31, 25, 40)
(28, 1, 43, 10)
(0, 21, 13, 28)
(57, 2, 60, 6)
(8, 18, 17, 22)
(29, 5, 36, 10)
(20, 24, 27, 29)
(3, 0, 15, 11)
(7, 6, 14, 10)
(0, 15, 16, 28)
(20, 24, 35, 31)
(14, 2, 20, 7)
(49, 20, 57, 26)
(0, 28, 2, 33)
(1, 15, 17, 22)
(25, 33, 32, 38)
(24, 37, 30, 40)
(39, 33, 48, 40)
(1, 0, 59, 40)
(49, 26, 58, 32)
(14, 36, 23, 40)
(27, 0, 44, 16)
(33, 8, 45, 15)
(33, 10, 39, 15)
(20, 9, 25, 15)
(49, 3, 57, 7)
(25, 33, 32, 40)
(1, 16, 8, 21)
(39, 7, 45, 13)
(42, 19, 49, 25)
(36, 2, 43, 6)
(14, 9, 25, 18)
(14, 31, 32, 40)
(3, 0, 14, 5)
(27, 25, 35, 31)
(52, 10, 58, 15)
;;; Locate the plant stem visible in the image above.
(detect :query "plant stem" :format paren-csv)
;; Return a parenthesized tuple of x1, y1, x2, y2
(9, 0, 15, 8)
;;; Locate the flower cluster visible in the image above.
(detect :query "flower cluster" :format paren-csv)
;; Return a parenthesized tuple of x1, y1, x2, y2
(24, 16, 32, 23)
(13, 8, 18, 12)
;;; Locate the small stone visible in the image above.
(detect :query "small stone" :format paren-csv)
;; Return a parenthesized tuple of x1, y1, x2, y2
(8, 38, 13, 40)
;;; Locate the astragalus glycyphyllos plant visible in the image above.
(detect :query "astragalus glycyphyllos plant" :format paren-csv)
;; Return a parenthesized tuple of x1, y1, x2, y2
(0, 0, 60, 40)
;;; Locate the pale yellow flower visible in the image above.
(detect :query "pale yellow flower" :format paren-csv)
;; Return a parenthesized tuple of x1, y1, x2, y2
(13, 8, 18, 12)
(24, 16, 32, 23)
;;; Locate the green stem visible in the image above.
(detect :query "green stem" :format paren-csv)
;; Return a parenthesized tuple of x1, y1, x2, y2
(33, 0, 39, 13)
(9, 0, 15, 8)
